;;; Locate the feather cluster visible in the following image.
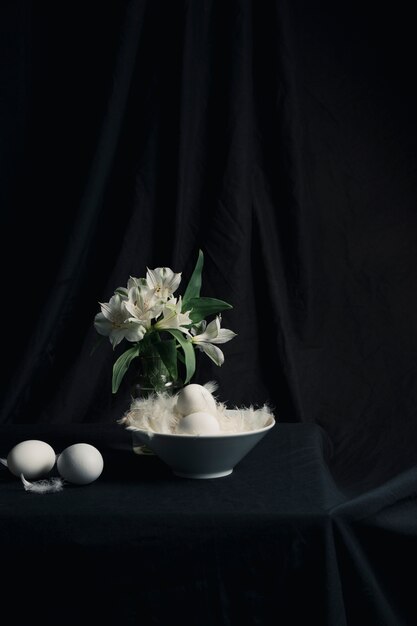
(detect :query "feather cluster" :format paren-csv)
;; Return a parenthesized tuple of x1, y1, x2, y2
(120, 382, 275, 436)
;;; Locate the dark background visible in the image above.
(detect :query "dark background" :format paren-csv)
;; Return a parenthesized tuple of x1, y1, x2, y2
(2, 0, 417, 490)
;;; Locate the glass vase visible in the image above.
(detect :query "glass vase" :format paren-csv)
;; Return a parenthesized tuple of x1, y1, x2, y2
(130, 351, 181, 455)
(130, 354, 180, 400)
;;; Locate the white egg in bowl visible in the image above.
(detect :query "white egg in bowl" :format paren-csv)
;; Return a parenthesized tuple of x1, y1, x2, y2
(176, 411, 221, 436)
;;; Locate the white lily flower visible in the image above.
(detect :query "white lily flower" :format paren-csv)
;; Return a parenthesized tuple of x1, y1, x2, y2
(125, 282, 164, 328)
(146, 267, 181, 301)
(154, 297, 193, 334)
(94, 294, 147, 348)
(191, 316, 237, 366)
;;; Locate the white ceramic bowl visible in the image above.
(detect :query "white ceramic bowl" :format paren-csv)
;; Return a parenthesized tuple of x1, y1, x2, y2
(130, 411, 275, 479)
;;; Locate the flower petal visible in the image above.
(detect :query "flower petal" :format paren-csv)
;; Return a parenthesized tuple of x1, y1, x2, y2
(203, 317, 221, 340)
(197, 342, 225, 366)
(210, 328, 237, 344)
(124, 324, 147, 343)
(166, 270, 182, 294)
(191, 317, 220, 343)
(94, 312, 113, 336)
(99, 294, 124, 321)
(109, 328, 127, 349)
(99, 302, 114, 321)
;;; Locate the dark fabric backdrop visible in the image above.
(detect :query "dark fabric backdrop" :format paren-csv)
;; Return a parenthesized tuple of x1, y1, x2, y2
(2, 0, 417, 490)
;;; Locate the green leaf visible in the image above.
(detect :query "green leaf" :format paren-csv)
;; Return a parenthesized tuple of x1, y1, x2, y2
(166, 329, 196, 384)
(187, 296, 233, 323)
(112, 344, 140, 394)
(182, 249, 204, 307)
(154, 339, 178, 381)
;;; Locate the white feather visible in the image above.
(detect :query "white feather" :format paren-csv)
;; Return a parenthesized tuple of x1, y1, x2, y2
(203, 380, 219, 395)
(20, 474, 64, 494)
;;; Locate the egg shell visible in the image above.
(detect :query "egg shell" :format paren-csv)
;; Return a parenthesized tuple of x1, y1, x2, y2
(57, 443, 103, 485)
(176, 384, 217, 417)
(7, 440, 56, 479)
(176, 411, 220, 435)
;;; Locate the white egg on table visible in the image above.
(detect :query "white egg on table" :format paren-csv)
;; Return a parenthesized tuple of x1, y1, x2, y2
(7, 440, 56, 479)
(176, 411, 220, 435)
(176, 384, 217, 417)
(57, 443, 103, 485)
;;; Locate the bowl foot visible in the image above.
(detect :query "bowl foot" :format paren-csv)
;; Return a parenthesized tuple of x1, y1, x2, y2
(173, 469, 233, 479)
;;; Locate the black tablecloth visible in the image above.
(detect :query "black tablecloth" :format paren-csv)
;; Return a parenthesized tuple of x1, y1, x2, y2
(0, 423, 415, 626)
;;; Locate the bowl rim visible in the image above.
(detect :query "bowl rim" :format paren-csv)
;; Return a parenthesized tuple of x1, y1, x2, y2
(127, 417, 276, 440)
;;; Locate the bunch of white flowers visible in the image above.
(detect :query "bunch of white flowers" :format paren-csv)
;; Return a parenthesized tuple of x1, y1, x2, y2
(94, 250, 236, 393)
